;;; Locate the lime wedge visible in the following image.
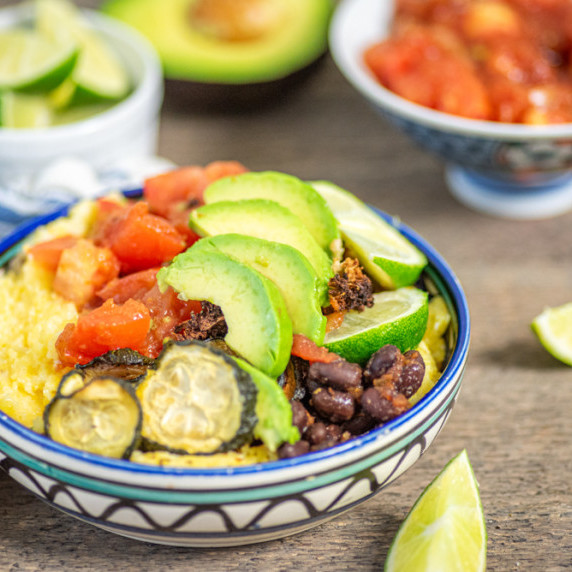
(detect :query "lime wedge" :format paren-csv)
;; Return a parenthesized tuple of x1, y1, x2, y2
(531, 302, 572, 366)
(323, 287, 428, 364)
(311, 180, 427, 289)
(0, 29, 77, 93)
(0, 91, 52, 128)
(36, 0, 130, 101)
(385, 449, 487, 572)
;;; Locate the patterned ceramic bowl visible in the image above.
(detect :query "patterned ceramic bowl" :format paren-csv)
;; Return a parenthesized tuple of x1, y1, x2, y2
(0, 196, 470, 547)
(330, 0, 572, 219)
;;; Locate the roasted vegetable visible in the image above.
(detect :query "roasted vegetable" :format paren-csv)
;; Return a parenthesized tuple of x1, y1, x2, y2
(76, 348, 156, 383)
(136, 341, 258, 454)
(44, 371, 142, 459)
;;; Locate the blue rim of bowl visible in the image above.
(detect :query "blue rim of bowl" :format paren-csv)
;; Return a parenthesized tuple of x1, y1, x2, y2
(329, 0, 572, 140)
(0, 191, 470, 477)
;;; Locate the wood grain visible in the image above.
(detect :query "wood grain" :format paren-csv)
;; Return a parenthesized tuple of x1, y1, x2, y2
(0, 1, 571, 569)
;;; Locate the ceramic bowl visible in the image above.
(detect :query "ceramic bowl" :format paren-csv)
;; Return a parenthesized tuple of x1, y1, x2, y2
(0, 191, 469, 547)
(0, 5, 163, 205)
(329, 0, 572, 219)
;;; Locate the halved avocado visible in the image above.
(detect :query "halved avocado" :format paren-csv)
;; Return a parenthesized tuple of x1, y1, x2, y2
(190, 199, 333, 289)
(193, 234, 327, 344)
(157, 245, 293, 378)
(101, 0, 333, 108)
(204, 171, 340, 253)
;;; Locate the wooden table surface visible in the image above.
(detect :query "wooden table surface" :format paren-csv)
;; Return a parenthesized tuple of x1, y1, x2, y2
(1, 3, 572, 569)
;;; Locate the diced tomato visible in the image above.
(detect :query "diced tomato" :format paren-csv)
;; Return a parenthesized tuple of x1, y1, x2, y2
(144, 166, 208, 217)
(91, 197, 128, 245)
(27, 235, 79, 273)
(97, 267, 159, 303)
(291, 334, 341, 364)
(164, 204, 202, 247)
(143, 161, 249, 218)
(96, 268, 202, 357)
(100, 201, 186, 274)
(56, 298, 152, 365)
(204, 160, 249, 182)
(139, 283, 202, 357)
(53, 239, 120, 308)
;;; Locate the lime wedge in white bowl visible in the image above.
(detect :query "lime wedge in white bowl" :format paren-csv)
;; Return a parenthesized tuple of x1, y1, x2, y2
(0, 91, 52, 128)
(36, 0, 131, 102)
(311, 180, 427, 289)
(0, 29, 77, 93)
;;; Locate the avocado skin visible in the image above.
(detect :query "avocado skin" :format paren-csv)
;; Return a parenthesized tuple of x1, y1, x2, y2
(190, 199, 333, 297)
(204, 171, 340, 252)
(193, 234, 327, 344)
(157, 246, 292, 379)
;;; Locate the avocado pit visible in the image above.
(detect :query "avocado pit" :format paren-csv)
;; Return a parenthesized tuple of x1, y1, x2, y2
(189, 0, 283, 42)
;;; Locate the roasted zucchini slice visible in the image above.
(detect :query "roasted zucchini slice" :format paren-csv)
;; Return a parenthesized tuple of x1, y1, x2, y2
(77, 348, 156, 383)
(45, 372, 142, 459)
(137, 341, 258, 455)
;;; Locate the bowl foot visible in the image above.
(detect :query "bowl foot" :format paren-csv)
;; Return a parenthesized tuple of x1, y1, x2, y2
(445, 165, 572, 219)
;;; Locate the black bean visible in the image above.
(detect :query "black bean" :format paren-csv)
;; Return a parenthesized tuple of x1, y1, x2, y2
(278, 440, 310, 459)
(364, 344, 403, 385)
(325, 424, 343, 442)
(397, 350, 425, 398)
(291, 400, 312, 435)
(311, 387, 355, 423)
(361, 387, 409, 422)
(342, 412, 376, 436)
(310, 438, 339, 452)
(308, 360, 363, 391)
(306, 422, 328, 446)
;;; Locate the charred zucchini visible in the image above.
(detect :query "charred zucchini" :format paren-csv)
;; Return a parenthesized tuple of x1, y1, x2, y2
(136, 341, 258, 455)
(77, 348, 156, 383)
(44, 371, 142, 459)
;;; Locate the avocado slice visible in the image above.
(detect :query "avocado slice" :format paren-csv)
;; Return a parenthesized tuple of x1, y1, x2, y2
(204, 171, 340, 253)
(190, 199, 333, 293)
(157, 246, 292, 378)
(194, 234, 327, 344)
(101, 0, 333, 84)
(232, 356, 299, 452)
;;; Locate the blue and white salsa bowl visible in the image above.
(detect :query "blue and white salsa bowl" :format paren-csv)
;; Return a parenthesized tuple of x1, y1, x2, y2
(330, 0, 572, 220)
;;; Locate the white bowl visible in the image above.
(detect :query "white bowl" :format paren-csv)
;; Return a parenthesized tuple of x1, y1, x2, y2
(329, 0, 572, 219)
(0, 5, 163, 205)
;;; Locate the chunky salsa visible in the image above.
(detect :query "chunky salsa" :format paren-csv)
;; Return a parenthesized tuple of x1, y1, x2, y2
(364, 0, 572, 123)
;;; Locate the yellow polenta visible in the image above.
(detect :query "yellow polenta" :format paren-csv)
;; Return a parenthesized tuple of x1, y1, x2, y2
(0, 260, 77, 427)
(0, 200, 97, 428)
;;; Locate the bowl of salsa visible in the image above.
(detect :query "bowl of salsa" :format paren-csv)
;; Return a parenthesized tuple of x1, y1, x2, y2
(329, 0, 572, 219)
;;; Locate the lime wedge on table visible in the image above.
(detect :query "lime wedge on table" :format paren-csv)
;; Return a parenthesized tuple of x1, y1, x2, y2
(0, 29, 77, 93)
(385, 449, 486, 572)
(324, 287, 428, 365)
(531, 302, 572, 366)
(36, 0, 130, 102)
(0, 91, 52, 128)
(311, 180, 427, 289)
